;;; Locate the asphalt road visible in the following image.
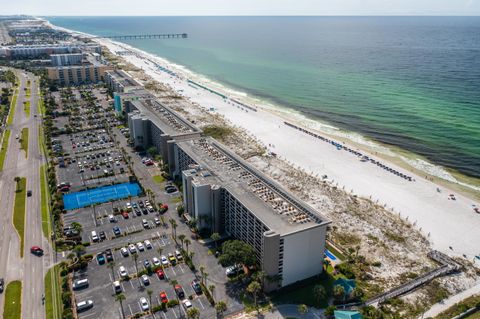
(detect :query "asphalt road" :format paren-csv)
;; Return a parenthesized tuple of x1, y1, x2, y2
(0, 69, 51, 319)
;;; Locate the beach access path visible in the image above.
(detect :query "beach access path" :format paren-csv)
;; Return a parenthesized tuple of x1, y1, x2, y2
(100, 39, 480, 261)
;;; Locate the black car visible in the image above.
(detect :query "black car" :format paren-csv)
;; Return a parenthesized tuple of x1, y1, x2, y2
(0, 278, 4, 293)
(138, 201, 144, 208)
(142, 208, 148, 215)
(99, 231, 106, 240)
(105, 249, 114, 262)
(135, 209, 142, 216)
(191, 279, 202, 294)
(27, 190, 32, 197)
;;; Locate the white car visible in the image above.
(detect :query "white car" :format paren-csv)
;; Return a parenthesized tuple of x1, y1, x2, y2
(140, 297, 149, 311)
(175, 250, 183, 260)
(144, 240, 152, 249)
(136, 242, 145, 251)
(119, 266, 128, 278)
(128, 244, 137, 254)
(183, 299, 192, 309)
(141, 274, 150, 285)
(108, 214, 115, 222)
(152, 257, 161, 266)
(161, 255, 169, 266)
(120, 247, 129, 257)
(126, 202, 132, 209)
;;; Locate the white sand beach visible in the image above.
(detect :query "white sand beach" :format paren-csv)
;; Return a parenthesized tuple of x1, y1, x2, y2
(51, 24, 480, 262)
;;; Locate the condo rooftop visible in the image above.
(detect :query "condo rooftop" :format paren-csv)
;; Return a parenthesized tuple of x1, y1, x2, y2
(177, 137, 330, 235)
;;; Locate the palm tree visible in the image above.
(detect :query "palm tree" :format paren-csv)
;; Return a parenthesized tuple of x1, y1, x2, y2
(71, 222, 83, 234)
(333, 284, 345, 302)
(169, 219, 177, 241)
(298, 304, 308, 315)
(247, 281, 261, 313)
(107, 261, 116, 281)
(186, 307, 200, 319)
(215, 301, 227, 317)
(210, 232, 221, 251)
(72, 245, 85, 259)
(208, 284, 215, 302)
(199, 266, 205, 285)
(178, 234, 186, 250)
(184, 239, 191, 255)
(313, 284, 326, 304)
(14, 176, 21, 192)
(115, 293, 126, 319)
(147, 289, 153, 314)
(169, 279, 181, 317)
(132, 254, 139, 283)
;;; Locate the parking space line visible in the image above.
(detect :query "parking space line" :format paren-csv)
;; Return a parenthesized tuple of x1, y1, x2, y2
(178, 264, 185, 274)
(172, 308, 178, 319)
(197, 297, 205, 310)
(130, 280, 134, 289)
(162, 312, 168, 319)
(170, 267, 177, 276)
(128, 304, 133, 317)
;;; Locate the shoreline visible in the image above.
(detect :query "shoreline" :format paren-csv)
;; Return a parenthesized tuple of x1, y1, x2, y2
(46, 20, 480, 260)
(45, 19, 480, 195)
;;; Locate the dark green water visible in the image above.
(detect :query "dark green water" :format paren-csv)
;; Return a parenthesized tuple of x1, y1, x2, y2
(47, 16, 480, 180)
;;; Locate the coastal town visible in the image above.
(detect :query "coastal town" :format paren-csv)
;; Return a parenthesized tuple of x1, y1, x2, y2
(0, 15, 479, 319)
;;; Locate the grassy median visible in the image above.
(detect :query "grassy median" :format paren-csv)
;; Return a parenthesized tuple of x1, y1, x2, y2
(44, 265, 62, 319)
(23, 101, 30, 117)
(6, 89, 17, 125)
(0, 130, 11, 171)
(20, 128, 28, 158)
(40, 165, 50, 238)
(153, 174, 165, 184)
(13, 177, 26, 257)
(3, 280, 22, 319)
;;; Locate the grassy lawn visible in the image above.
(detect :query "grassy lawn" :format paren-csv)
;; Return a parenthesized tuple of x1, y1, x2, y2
(13, 177, 27, 257)
(20, 128, 29, 158)
(44, 265, 62, 319)
(153, 174, 165, 184)
(6, 89, 17, 125)
(0, 130, 11, 171)
(38, 95, 45, 115)
(25, 88, 31, 97)
(271, 268, 344, 308)
(434, 295, 480, 319)
(202, 125, 233, 141)
(40, 165, 50, 238)
(3, 280, 22, 319)
(23, 101, 30, 117)
(326, 242, 346, 260)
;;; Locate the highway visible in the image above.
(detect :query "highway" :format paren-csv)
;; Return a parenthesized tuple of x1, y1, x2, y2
(0, 69, 51, 319)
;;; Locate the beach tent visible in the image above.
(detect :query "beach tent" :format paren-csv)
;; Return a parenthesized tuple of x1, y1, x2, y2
(334, 310, 362, 319)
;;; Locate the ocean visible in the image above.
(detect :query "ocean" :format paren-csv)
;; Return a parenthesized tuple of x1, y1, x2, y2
(46, 16, 480, 181)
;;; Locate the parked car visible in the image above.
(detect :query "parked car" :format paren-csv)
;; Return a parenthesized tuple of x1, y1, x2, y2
(96, 253, 105, 265)
(154, 218, 161, 226)
(174, 284, 185, 299)
(120, 247, 129, 257)
(108, 214, 116, 222)
(105, 249, 114, 262)
(141, 275, 150, 286)
(136, 242, 145, 251)
(73, 279, 89, 290)
(175, 250, 183, 260)
(183, 299, 192, 309)
(91, 231, 99, 242)
(152, 257, 161, 266)
(0, 278, 4, 293)
(140, 297, 149, 311)
(113, 226, 121, 236)
(159, 291, 168, 303)
(76, 300, 94, 312)
(144, 240, 152, 249)
(99, 231, 106, 240)
(143, 260, 151, 269)
(191, 279, 202, 294)
(161, 255, 169, 266)
(226, 264, 244, 277)
(156, 269, 165, 279)
(168, 253, 176, 265)
(142, 219, 149, 229)
(128, 244, 137, 254)
(119, 266, 128, 278)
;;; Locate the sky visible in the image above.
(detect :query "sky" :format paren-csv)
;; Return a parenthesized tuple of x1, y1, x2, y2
(2, 0, 480, 16)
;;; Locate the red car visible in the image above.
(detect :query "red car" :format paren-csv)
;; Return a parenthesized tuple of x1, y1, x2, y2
(159, 291, 168, 303)
(156, 269, 165, 279)
(30, 246, 44, 256)
(121, 211, 129, 219)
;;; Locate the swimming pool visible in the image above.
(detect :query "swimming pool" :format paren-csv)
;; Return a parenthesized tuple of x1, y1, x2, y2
(63, 182, 142, 210)
(324, 249, 337, 261)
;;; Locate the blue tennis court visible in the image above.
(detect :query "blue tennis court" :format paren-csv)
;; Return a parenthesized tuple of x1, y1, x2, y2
(63, 182, 142, 210)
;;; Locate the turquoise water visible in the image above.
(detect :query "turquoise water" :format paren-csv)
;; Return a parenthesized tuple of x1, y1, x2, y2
(47, 16, 480, 180)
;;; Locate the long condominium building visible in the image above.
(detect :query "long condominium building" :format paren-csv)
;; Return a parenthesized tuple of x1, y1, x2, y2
(112, 69, 331, 291)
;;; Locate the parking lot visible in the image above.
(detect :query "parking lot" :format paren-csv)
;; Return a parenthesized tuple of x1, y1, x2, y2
(50, 86, 243, 318)
(72, 236, 217, 319)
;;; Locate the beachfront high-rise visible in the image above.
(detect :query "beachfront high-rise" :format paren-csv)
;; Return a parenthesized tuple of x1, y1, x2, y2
(112, 69, 331, 291)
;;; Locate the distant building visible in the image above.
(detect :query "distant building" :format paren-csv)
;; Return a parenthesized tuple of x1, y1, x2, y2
(0, 44, 101, 59)
(47, 52, 111, 85)
(50, 53, 83, 66)
(105, 70, 143, 93)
